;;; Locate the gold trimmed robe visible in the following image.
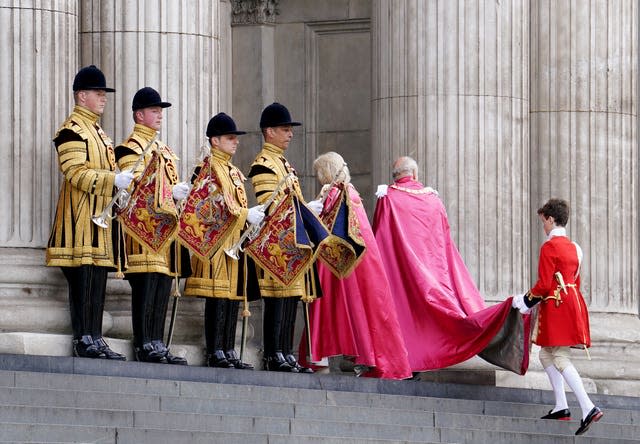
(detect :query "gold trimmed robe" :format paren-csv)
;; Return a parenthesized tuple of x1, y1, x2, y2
(47, 106, 118, 268)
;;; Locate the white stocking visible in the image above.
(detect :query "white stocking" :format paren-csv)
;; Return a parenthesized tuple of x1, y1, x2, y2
(562, 365, 595, 420)
(544, 365, 568, 412)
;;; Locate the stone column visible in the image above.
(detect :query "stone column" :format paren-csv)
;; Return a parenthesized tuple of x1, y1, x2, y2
(371, 0, 530, 300)
(0, 1, 81, 354)
(74, 0, 232, 363)
(527, 0, 640, 394)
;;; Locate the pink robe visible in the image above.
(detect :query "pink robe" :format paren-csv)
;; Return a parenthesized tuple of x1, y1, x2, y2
(300, 184, 412, 379)
(373, 177, 529, 374)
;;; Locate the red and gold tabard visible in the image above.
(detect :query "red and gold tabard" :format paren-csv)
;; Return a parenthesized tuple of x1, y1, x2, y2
(115, 124, 183, 276)
(47, 105, 118, 268)
(249, 143, 307, 297)
(183, 148, 249, 300)
(316, 183, 366, 278)
(529, 234, 591, 348)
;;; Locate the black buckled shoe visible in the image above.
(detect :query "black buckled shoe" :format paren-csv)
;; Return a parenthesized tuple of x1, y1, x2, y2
(93, 337, 126, 361)
(285, 354, 314, 374)
(150, 340, 187, 365)
(575, 407, 603, 436)
(165, 351, 188, 365)
(541, 408, 571, 420)
(135, 342, 166, 363)
(207, 350, 234, 368)
(73, 335, 106, 359)
(263, 352, 295, 372)
(225, 350, 253, 370)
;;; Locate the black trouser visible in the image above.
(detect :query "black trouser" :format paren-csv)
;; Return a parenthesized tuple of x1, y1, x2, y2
(263, 297, 299, 357)
(61, 265, 108, 340)
(204, 298, 240, 354)
(128, 273, 172, 348)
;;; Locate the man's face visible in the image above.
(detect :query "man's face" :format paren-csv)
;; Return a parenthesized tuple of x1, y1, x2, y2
(78, 90, 108, 115)
(212, 134, 239, 156)
(266, 125, 293, 150)
(136, 106, 164, 131)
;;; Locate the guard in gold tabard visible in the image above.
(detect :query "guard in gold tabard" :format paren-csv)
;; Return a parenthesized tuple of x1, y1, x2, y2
(47, 65, 132, 360)
(114, 87, 191, 364)
(248, 102, 315, 373)
(183, 113, 265, 369)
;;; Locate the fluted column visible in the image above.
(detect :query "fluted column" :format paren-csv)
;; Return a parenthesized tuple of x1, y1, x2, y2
(79, 0, 231, 171)
(0, 0, 77, 247)
(372, 0, 530, 300)
(530, 0, 638, 314)
(0, 1, 79, 343)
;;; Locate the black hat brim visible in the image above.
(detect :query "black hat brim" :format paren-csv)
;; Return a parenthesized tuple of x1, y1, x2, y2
(211, 130, 247, 136)
(133, 101, 171, 110)
(261, 121, 302, 128)
(82, 86, 116, 93)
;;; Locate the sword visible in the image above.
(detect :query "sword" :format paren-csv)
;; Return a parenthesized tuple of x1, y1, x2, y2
(554, 271, 567, 294)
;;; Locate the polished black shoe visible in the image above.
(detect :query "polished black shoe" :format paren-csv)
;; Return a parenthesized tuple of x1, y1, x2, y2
(73, 335, 106, 359)
(135, 342, 166, 363)
(263, 352, 295, 372)
(207, 350, 234, 368)
(226, 350, 253, 370)
(285, 354, 314, 374)
(165, 351, 188, 365)
(575, 407, 603, 436)
(93, 337, 126, 361)
(541, 408, 571, 420)
(150, 340, 187, 365)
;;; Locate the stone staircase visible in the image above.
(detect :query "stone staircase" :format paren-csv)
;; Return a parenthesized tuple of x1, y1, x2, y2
(0, 354, 639, 443)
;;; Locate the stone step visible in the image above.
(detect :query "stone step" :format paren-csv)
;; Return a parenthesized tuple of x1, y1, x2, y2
(3, 369, 640, 426)
(0, 423, 444, 444)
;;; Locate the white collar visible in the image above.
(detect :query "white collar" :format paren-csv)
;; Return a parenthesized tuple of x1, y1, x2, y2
(547, 226, 566, 240)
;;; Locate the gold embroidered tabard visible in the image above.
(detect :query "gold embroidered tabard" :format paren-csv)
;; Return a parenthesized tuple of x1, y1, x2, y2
(183, 148, 249, 300)
(116, 124, 182, 275)
(249, 143, 306, 297)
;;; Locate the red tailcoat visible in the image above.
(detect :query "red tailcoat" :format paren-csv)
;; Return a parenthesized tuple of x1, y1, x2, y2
(530, 234, 591, 348)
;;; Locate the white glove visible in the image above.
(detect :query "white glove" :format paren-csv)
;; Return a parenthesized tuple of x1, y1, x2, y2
(246, 205, 265, 225)
(307, 199, 324, 215)
(375, 184, 388, 198)
(511, 293, 531, 314)
(172, 181, 191, 201)
(114, 171, 134, 190)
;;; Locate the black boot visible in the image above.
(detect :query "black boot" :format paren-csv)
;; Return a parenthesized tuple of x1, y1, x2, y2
(285, 353, 314, 373)
(135, 341, 166, 363)
(263, 351, 295, 372)
(73, 335, 106, 358)
(130, 274, 159, 362)
(207, 349, 234, 368)
(226, 349, 253, 370)
(222, 301, 251, 369)
(151, 339, 188, 365)
(63, 266, 105, 359)
(93, 337, 126, 360)
(150, 276, 186, 365)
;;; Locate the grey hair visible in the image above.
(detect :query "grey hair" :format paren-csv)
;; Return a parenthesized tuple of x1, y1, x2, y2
(313, 151, 351, 185)
(392, 156, 418, 179)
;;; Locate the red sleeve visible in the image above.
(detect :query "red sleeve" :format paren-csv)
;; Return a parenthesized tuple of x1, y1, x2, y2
(530, 241, 557, 297)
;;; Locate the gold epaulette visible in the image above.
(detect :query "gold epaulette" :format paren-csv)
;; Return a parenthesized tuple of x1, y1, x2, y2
(55, 119, 87, 142)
